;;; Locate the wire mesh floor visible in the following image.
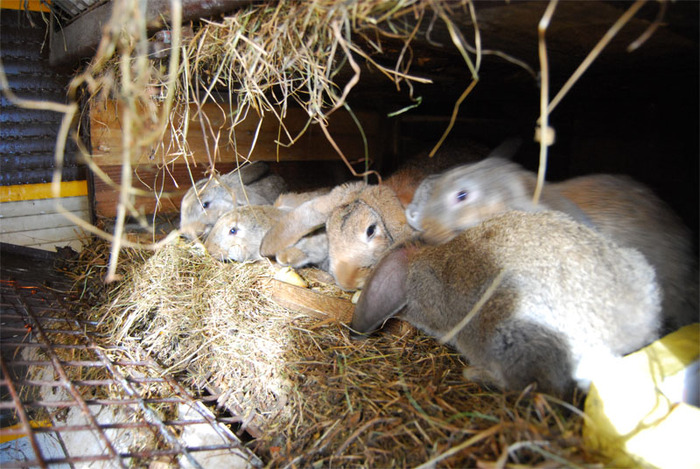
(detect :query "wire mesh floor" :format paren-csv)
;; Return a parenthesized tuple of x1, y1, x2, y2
(0, 244, 260, 468)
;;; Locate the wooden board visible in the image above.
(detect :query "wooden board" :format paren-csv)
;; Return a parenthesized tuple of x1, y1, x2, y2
(269, 279, 355, 324)
(0, 196, 90, 251)
(90, 100, 382, 166)
(89, 99, 384, 218)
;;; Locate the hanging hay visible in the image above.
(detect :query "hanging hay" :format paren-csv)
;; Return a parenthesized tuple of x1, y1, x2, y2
(65, 238, 609, 467)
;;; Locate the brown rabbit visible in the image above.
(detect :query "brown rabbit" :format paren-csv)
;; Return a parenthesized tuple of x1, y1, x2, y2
(352, 211, 662, 399)
(261, 140, 493, 290)
(260, 178, 419, 290)
(180, 161, 288, 240)
(406, 156, 698, 332)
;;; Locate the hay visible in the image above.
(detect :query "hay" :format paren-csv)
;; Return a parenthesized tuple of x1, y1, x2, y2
(70, 239, 607, 467)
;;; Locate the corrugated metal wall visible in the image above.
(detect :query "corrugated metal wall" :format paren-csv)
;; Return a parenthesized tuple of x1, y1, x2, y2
(0, 8, 90, 251)
(1, 9, 85, 185)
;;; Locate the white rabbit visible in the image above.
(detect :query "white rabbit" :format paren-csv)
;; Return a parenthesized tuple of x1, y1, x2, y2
(180, 161, 288, 240)
(352, 211, 662, 399)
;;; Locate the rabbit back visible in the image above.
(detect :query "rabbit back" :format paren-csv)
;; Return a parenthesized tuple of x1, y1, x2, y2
(353, 211, 662, 396)
(555, 174, 698, 331)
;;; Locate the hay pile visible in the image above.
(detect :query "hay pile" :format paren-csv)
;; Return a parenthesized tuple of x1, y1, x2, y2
(75, 239, 606, 467)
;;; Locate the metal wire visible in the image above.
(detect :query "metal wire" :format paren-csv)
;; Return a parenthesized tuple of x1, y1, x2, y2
(0, 258, 261, 468)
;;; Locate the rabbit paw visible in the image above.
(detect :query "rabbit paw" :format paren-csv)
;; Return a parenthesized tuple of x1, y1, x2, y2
(277, 246, 310, 268)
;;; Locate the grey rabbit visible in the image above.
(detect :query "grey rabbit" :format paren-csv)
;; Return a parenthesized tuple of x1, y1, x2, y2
(352, 211, 662, 398)
(205, 199, 329, 269)
(180, 161, 288, 240)
(406, 146, 698, 332)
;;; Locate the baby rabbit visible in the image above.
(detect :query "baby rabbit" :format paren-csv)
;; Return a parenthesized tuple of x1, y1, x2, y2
(205, 197, 329, 269)
(352, 211, 662, 398)
(205, 205, 281, 263)
(261, 140, 493, 291)
(406, 154, 698, 332)
(260, 179, 418, 290)
(180, 161, 288, 240)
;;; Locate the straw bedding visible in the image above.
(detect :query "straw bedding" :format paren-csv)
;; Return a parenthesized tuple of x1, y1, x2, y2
(49, 0, 660, 465)
(60, 239, 606, 467)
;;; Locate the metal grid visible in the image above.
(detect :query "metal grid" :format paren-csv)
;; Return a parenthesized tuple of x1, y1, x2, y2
(0, 248, 261, 468)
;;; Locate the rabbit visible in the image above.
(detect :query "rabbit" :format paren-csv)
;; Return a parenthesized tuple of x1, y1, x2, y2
(260, 181, 367, 262)
(180, 161, 288, 240)
(260, 139, 494, 291)
(261, 179, 417, 290)
(205, 204, 329, 269)
(405, 154, 698, 333)
(351, 210, 662, 399)
(325, 183, 417, 290)
(273, 187, 331, 211)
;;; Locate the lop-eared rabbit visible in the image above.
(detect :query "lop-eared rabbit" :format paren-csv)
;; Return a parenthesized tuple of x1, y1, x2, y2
(261, 140, 491, 290)
(352, 211, 662, 399)
(205, 194, 329, 269)
(180, 161, 288, 240)
(406, 149, 698, 332)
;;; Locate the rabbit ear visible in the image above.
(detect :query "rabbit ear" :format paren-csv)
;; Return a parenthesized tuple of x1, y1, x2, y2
(351, 247, 410, 335)
(488, 137, 522, 161)
(260, 182, 365, 257)
(236, 161, 270, 185)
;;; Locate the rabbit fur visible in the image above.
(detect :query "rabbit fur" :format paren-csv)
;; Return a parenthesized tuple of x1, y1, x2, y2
(205, 196, 329, 269)
(406, 156, 698, 332)
(180, 161, 288, 240)
(260, 178, 420, 290)
(351, 210, 662, 398)
(261, 140, 492, 291)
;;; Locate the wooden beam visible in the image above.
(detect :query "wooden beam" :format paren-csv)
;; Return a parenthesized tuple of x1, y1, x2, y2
(90, 100, 380, 166)
(49, 0, 253, 66)
(268, 279, 355, 324)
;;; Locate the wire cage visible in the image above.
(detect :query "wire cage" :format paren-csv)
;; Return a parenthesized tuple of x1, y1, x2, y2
(0, 244, 260, 468)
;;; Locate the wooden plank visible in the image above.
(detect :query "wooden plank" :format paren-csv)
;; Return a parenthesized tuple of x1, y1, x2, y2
(268, 279, 355, 324)
(0, 226, 87, 248)
(0, 210, 90, 234)
(0, 196, 89, 218)
(90, 100, 381, 166)
(49, 1, 253, 66)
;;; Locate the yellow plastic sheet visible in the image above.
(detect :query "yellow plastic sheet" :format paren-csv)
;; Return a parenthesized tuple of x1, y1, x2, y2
(584, 323, 700, 468)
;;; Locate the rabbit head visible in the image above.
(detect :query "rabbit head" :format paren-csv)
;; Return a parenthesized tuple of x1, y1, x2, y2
(405, 157, 533, 244)
(352, 211, 661, 398)
(180, 162, 287, 240)
(326, 184, 417, 291)
(204, 205, 282, 262)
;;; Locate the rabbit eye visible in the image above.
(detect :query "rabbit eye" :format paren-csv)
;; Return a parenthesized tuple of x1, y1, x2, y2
(229, 227, 238, 236)
(456, 190, 469, 203)
(365, 224, 376, 240)
(202, 201, 210, 209)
